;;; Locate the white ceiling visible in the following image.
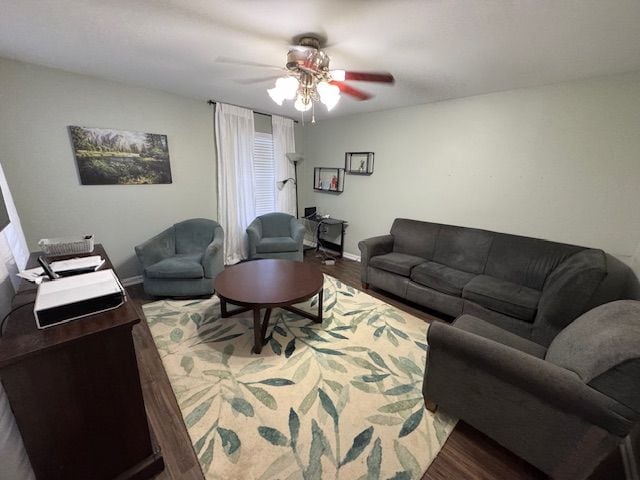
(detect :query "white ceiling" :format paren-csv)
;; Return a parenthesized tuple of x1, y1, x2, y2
(2, 0, 640, 120)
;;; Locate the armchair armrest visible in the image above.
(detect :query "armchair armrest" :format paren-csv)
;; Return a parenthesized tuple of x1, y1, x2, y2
(290, 218, 305, 245)
(425, 321, 634, 437)
(246, 218, 262, 257)
(534, 249, 607, 345)
(134, 227, 175, 269)
(202, 224, 225, 278)
(358, 235, 394, 284)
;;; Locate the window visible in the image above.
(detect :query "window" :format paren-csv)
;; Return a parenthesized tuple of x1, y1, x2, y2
(253, 132, 275, 216)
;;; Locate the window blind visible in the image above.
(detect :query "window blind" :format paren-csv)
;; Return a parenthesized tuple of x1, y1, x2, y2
(253, 132, 275, 216)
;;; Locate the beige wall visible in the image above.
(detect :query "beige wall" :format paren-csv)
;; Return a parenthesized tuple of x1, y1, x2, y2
(0, 58, 217, 279)
(298, 72, 640, 265)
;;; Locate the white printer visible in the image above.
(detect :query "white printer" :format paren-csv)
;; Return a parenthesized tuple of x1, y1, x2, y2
(34, 269, 125, 329)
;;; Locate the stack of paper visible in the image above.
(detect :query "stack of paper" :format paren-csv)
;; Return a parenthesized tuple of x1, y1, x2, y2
(18, 256, 105, 284)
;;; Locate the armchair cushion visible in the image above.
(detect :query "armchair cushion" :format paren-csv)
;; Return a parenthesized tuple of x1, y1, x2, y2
(369, 252, 425, 277)
(260, 212, 293, 237)
(255, 237, 299, 253)
(463, 275, 541, 322)
(453, 314, 547, 358)
(411, 261, 476, 296)
(145, 254, 204, 279)
(175, 218, 217, 254)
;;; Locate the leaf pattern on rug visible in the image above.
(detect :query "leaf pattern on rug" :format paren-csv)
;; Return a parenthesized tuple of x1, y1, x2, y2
(144, 275, 456, 480)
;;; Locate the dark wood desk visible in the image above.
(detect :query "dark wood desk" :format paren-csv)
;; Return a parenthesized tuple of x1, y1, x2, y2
(308, 216, 348, 258)
(0, 245, 164, 480)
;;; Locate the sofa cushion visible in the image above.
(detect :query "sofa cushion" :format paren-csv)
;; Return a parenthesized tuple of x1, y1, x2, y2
(390, 218, 440, 259)
(146, 254, 204, 279)
(369, 252, 425, 277)
(411, 261, 476, 296)
(453, 314, 547, 358)
(463, 275, 541, 322)
(484, 233, 582, 290)
(433, 225, 493, 274)
(256, 237, 299, 253)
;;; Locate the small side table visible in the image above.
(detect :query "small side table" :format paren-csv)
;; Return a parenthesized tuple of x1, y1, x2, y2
(312, 217, 348, 258)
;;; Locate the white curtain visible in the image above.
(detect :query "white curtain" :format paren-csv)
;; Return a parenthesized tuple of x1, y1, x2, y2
(0, 162, 35, 480)
(215, 103, 256, 264)
(272, 115, 296, 216)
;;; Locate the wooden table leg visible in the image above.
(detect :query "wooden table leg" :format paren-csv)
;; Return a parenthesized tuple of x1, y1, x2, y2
(252, 308, 262, 354)
(220, 298, 228, 317)
(315, 288, 323, 324)
(260, 309, 272, 345)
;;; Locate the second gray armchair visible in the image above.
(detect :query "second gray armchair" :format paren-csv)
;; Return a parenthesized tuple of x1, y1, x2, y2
(247, 212, 305, 262)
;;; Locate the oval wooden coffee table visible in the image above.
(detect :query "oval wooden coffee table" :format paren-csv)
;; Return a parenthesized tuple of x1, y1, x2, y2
(214, 259, 324, 354)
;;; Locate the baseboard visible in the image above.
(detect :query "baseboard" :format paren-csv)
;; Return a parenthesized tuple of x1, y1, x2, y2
(121, 275, 143, 287)
(622, 436, 639, 480)
(342, 251, 361, 262)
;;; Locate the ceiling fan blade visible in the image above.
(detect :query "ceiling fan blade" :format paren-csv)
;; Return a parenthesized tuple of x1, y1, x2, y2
(330, 81, 373, 101)
(215, 56, 284, 71)
(233, 75, 282, 85)
(335, 71, 395, 84)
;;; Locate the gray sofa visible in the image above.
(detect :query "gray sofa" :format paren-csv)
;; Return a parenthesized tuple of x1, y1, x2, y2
(359, 218, 622, 346)
(423, 300, 640, 479)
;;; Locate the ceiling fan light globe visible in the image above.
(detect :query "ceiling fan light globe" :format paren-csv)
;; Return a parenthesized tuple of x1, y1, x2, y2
(323, 95, 340, 111)
(294, 96, 312, 112)
(276, 76, 299, 100)
(330, 69, 346, 82)
(268, 86, 285, 106)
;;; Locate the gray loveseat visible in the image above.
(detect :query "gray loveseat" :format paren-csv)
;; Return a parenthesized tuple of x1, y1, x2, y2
(359, 218, 620, 346)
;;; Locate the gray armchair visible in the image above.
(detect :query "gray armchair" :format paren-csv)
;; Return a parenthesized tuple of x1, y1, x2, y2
(423, 300, 640, 480)
(246, 212, 305, 262)
(135, 218, 224, 297)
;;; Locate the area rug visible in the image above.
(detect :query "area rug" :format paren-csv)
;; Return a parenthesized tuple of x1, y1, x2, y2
(143, 275, 456, 480)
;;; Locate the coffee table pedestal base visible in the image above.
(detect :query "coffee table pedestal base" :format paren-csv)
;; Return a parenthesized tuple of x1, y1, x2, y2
(219, 289, 324, 354)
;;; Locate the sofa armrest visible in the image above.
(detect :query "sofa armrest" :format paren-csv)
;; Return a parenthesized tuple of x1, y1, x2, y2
(290, 218, 305, 246)
(424, 321, 633, 437)
(534, 249, 607, 345)
(202, 224, 225, 278)
(358, 235, 394, 284)
(246, 218, 262, 257)
(134, 227, 175, 269)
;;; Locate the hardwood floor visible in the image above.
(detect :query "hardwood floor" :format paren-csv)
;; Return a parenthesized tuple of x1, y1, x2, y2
(128, 251, 624, 480)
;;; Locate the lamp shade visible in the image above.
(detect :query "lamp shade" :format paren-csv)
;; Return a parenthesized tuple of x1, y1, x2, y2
(286, 153, 303, 164)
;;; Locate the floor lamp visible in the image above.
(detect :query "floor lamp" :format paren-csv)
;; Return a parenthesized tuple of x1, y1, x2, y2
(286, 153, 303, 218)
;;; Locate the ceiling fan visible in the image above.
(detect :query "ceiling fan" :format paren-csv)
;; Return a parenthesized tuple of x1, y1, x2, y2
(217, 34, 394, 116)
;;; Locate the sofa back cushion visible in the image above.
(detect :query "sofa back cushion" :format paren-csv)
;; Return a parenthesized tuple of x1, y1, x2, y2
(175, 218, 216, 254)
(390, 218, 439, 259)
(432, 225, 493, 274)
(484, 234, 582, 290)
(546, 300, 640, 412)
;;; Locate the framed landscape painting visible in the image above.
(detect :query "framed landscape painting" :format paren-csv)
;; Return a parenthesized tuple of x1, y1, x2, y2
(69, 126, 172, 185)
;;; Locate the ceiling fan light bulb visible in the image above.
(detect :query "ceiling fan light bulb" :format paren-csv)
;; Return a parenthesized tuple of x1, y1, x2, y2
(268, 86, 284, 106)
(276, 76, 299, 100)
(330, 69, 346, 82)
(294, 96, 312, 112)
(324, 94, 340, 111)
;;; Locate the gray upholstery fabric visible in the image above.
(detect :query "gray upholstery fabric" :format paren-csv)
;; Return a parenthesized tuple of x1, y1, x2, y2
(247, 213, 304, 262)
(134, 218, 224, 297)
(432, 225, 493, 274)
(406, 282, 463, 318)
(145, 254, 204, 279)
(463, 275, 541, 321)
(424, 314, 639, 479)
(358, 235, 394, 284)
(390, 218, 439, 259)
(485, 233, 581, 290)
(367, 267, 410, 298)
(462, 301, 534, 339)
(546, 300, 640, 383)
(175, 218, 216, 254)
(453, 314, 547, 358)
(255, 237, 299, 253)
(534, 249, 607, 345)
(369, 252, 425, 277)
(410, 261, 476, 296)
